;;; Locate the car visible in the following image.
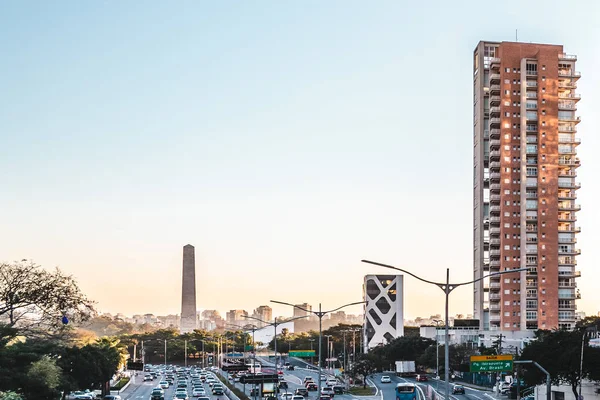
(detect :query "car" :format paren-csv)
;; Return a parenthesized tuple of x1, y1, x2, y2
(173, 394, 189, 400)
(332, 386, 344, 395)
(177, 381, 188, 388)
(278, 382, 288, 389)
(279, 375, 285, 381)
(212, 387, 224, 396)
(306, 383, 318, 391)
(287, 365, 295, 371)
(175, 389, 187, 395)
(281, 394, 294, 400)
(321, 387, 335, 398)
(159, 381, 169, 389)
(452, 385, 465, 394)
(144, 374, 154, 381)
(295, 388, 308, 397)
(326, 379, 337, 387)
(416, 375, 428, 382)
(319, 396, 332, 400)
(196, 397, 210, 400)
(192, 388, 206, 397)
(292, 396, 304, 400)
(104, 396, 122, 400)
(74, 396, 94, 400)
(380, 376, 391, 383)
(150, 394, 164, 400)
(303, 377, 314, 384)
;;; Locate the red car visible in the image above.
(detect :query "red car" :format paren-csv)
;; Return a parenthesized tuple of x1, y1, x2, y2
(416, 375, 428, 382)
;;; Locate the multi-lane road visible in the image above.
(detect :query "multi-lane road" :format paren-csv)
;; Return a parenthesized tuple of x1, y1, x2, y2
(116, 363, 495, 400)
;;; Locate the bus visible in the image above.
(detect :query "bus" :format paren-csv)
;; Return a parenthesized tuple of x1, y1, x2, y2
(396, 383, 417, 400)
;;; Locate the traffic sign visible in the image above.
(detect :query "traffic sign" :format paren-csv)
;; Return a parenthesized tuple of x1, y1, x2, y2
(289, 350, 315, 357)
(470, 355, 513, 372)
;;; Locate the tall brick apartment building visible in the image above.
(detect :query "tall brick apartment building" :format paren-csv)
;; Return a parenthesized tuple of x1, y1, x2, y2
(472, 41, 581, 331)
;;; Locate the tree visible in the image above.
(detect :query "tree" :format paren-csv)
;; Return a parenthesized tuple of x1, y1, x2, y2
(25, 356, 61, 400)
(0, 392, 22, 400)
(520, 329, 600, 399)
(0, 261, 95, 334)
(350, 355, 376, 388)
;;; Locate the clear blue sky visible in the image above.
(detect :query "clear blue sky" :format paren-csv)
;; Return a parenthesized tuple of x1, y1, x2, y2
(1, 1, 599, 319)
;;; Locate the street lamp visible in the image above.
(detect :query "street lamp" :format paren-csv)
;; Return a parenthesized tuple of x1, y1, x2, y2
(271, 300, 366, 397)
(227, 323, 260, 375)
(579, 326, 598, 400)
(362, 259, 527, 400)
(324, 335, 333, 371)
(242, 315, 308, 374)
(433, 319, 443, 381)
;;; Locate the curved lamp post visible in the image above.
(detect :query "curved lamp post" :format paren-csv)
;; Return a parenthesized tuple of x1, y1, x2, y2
(362, 259, 526, 400)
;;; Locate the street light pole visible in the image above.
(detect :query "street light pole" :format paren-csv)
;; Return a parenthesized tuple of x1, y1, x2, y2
(579, 327, 597, 400)
(362, 259, 527, 400)
(164, 339, 167, 367)
(324, 335, 333, 371)
(433, 319, 443, 383)
(271, 300, 366, 397)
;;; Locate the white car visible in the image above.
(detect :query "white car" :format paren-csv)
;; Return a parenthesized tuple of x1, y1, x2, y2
(326, 379, 337, 386)
(160, 381, 170, 389)
(192, 388, 206, 397)
(281, 394, 294, 400)
(380, 376, 391, 383)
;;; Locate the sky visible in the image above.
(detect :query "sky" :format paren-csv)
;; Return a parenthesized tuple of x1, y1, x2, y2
(1, 1, 599, 321)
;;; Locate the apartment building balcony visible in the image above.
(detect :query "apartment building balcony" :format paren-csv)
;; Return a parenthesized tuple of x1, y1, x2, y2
(490, 238, 501, 245)
(558, 169, 577, 177)
(489, 216, 501, 224)
(489, 84, 501, 94)
(489, 314, 501, 322)
(490, 94, 501, 106)
(559, 191, 577, 200)
(558, 213, 577, 222)
(559, 124, 577, 132)
(490, 106, 501, 116)
(559, 248, 581, 256)
(558, 225, 581, 234)
(559, 93, 581, 102)
(489, 294, 501, 301)
(559, 70, 581, 79)
(558, 303, 577, 310)
(490, 206, 501, 215)
(526, 80, 538, 88)
(490, 117, 501, 127)
(559, 203, 581, 212)
(558, 103, 578, 111)
(489, 150, 500, 159)
(489, 129, 500, 140)
(558, 137, 581, 145)
(489, 282, 501, 290)
(558, 181, 581, 189)
(489, 304, 501, 311)
(490, 172, 501, 181)
(489, 140, 500, 150)
(559, 81, 578, 89)
(490, 57, 501, 68)
(490, 194, 501, 202)
(558, 237, 577, 244)
(490, 260, 500, 269)
(490, 225, 500, 234)
(489, 249, 501, 257)
(558, 280, 577, 288)
(559, 53, 578, 61)
(490, 73, 501, 83)
(558, 115, 581, 124)
(490, 184, 500, 192)
(489, 161, 500, 170)
(559, 157, 580, 167)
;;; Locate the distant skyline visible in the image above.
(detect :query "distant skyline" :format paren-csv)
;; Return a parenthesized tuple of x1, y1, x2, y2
(1, 1, 599, 321)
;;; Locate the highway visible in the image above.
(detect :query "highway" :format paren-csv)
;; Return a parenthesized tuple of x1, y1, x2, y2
(119, 370, 233, 400)
(369, 372, 495, 400)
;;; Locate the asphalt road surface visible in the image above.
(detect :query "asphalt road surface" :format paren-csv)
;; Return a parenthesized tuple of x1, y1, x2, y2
(120, 371, 232, 400)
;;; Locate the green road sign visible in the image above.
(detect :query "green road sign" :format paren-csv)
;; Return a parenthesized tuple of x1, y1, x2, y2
(289, 350, 315, 357)
(470, 355, 514, 372)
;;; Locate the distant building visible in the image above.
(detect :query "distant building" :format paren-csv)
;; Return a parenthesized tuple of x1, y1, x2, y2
(293, 303, 312, 318)
(363, 274, 404, 352)
(252, 306, 273, 327)
(158, 314, 180, 328)
(226, 309, 249, 327)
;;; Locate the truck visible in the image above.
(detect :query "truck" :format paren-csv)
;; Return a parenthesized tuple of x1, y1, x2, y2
(395, 361, 416, 376)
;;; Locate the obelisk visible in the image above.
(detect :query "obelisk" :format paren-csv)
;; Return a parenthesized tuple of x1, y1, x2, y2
(180, 244, 197, 333)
